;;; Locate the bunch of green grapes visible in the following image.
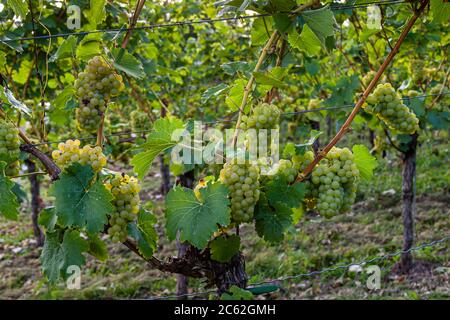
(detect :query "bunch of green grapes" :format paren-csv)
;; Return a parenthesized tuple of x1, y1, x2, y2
(74, 56, 124, 133)
(130, 110, 151, 132)
(106, 174, 141, 243)
(307, 147, 359, 218)
(240, 103, 281, 130)
(219, 161, 260, 223)
(364, 83, 420, 134)
(429, 85, 449, 112)
(0, 120, 21, 176)
(52, 139, 107, 172)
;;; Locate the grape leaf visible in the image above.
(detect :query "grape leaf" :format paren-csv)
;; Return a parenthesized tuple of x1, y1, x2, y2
(165, 183, 231, 249)
(221, 285, 253, 300)
(4, 87, 31, 115)
(111, 48, 145, 79)
(86, 0, 107, 26)
(201, 83, 229, 103)
(49, 164, 114, 233)
(41, 230, 88, 284)
(225, 78, 248, 111)
(288, 25, 322, 57)
(255, 195, 292, 243)
(352, 144, 378, 181)
(131, 116, 185, 179)
(251, 17, 273, 46)
(50, 35, 77, 62)
(0, 161, 20, 220)
(38, 207, 57, 231)
(265, 176, 306, 208)
(430, 0, 450, 23)
(427, 110, 449, 130)
(301, 6, 336, 45)
(87, 234, 108, 262)
(127, 209, 158, 259)
(209, 235, 240, 263)
(7, 0, 28, 19)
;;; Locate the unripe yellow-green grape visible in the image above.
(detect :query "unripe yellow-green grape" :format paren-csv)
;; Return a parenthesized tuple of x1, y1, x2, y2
(364, 83, 420, 134)
(130, 110, 151, 132)
(219, 161, 260, 223)
(0, 120, 21, 176)
(105, 174, 141, 243)
(51, 139, 107, 172)
(240, 103, 281, 130)
(307, 147, 359, 218)
(74, 56, 124, 133)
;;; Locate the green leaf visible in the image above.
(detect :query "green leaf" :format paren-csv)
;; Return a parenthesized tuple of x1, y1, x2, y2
(53, 85, 75, 110)
(128, 209, 158, 259)
(12, 59, 32, 84)
(165, 183, 231, 249)
(427, 110, 449, 130)
(430, 0, 450, 23)
(266, 176, 305, 208)
(49, 164, 114, 233)
(352, 144, 378, 181)
(221, 285, 253, 300)
(0, 162, 20, 220)
(86, 0, 107, 26)
(38, 207, 57, 231)
(50, 36, 77, 62)
(301, 6, 336, 45)
(201, 83, 229, 103)
(248, 285, 279, 295)
(111, 48, 145, 79)
(41, 230, 88, 284)
(87, 234, 109, 262)
(226, 78, 249, 111)
(273, 13, 293, 33)
(251, 17, 273, 46)
(253, 66, 288, 88)
(76, 35, 101, 60)
(221, 61, 252, 76)
(288, 25, 322, 57)
(7, 0, 28, 19)
(4, 88, 31, 115)
(255, 195, 292, 243)
(131, 117, 185, 179)
(209, 235, 240, 263)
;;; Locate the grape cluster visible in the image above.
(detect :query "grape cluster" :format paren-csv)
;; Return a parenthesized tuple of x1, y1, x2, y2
(105, 174, 141, 243)
(307, 147, 359, 218)
(130, 110, 151, 132)
(0, 120, 21, 176)
(219, 161, 260, 223)
(74, 56, 124, 133)
(364, 83, 420, 134)
(51, 139, 107, 172)
(239, 103, 281, 130)
(429, 85, 449, 112)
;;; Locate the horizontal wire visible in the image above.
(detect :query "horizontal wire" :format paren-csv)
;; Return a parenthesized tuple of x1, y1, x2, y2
(0, 1, 407, 43)
(25, 92, 448, 147)
(146, 235, 449, 300)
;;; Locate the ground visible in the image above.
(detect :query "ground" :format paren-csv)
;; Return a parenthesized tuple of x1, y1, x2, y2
(0, 138, 448, 300)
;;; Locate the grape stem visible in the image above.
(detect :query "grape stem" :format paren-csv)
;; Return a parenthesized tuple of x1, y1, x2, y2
(295, 0, 430, 183)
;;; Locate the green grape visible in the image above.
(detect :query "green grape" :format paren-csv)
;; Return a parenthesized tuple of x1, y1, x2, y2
(219, 161, 260, 223)
(364, 83, 420, 134)
(130, 110, 152, 132)
(429, 85, 449, 112)
(307, 147, 360, 218)
(52, 139, 107, 172)
(0, 120, 21, 176)
(74, 56, 124, 133)
(106, 174, 141, 243)
(240, 103, 281, 130)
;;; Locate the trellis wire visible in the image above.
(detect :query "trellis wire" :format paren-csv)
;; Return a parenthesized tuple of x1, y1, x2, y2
(146, 235, 450, 300)
(0, 1, 407, 43)
(25, 91, 449, 147)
